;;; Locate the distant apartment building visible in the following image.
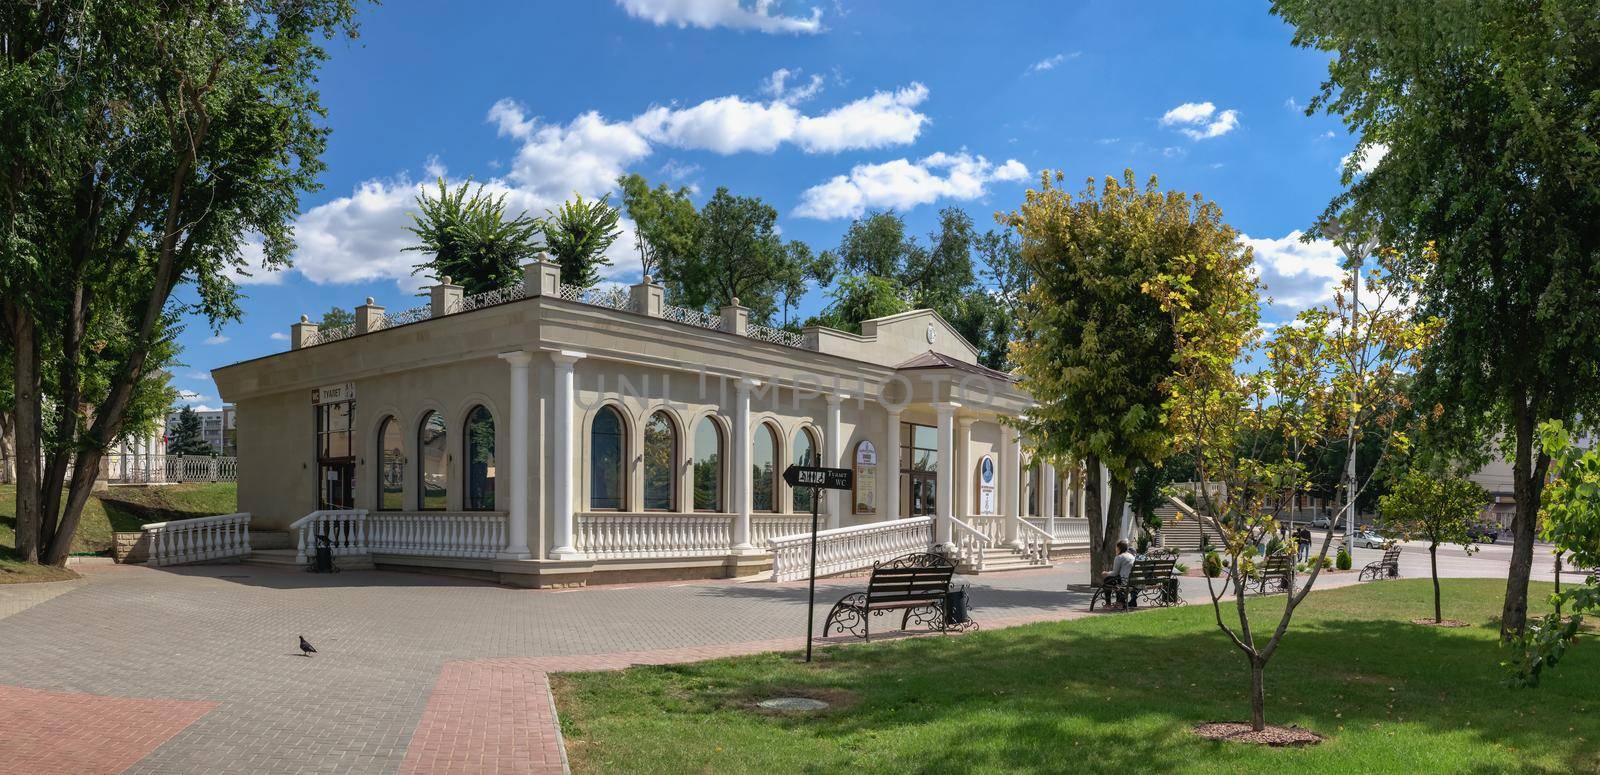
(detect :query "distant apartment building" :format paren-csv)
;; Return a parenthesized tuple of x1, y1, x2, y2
(166, 405, 237, 455)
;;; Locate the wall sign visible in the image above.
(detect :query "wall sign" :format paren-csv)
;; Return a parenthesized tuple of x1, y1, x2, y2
(926, 322, 937, 344)
(853, 440, 877, 514)
(312, 382, 355, 405)
(978, 454, 997, 515)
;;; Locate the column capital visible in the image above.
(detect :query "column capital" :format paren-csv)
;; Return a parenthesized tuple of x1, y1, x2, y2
(546, 349, 586, 366)
(957, 414, 977, 428)
(736, 377, 761, 394)
(826, 392, 848, 406)
(934, 401, 962, 416)
(498, 350, 535, 367)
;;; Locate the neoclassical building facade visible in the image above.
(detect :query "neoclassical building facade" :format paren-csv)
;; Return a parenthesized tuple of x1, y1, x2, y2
(213, 259, 1106, 586)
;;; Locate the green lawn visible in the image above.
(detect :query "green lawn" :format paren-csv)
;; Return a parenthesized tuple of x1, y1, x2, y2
(1, 483, 236, 582)
(553, 579, 1599, 774)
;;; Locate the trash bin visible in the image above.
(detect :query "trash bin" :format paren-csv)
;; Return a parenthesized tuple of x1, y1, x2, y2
(944, 585, 970, 625)
(312, 533, 334, 573)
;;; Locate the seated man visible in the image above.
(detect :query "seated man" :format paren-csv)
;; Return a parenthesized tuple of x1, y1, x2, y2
(1099, 540, 1138, 609)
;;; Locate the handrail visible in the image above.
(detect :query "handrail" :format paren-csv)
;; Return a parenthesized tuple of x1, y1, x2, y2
(1017, 518, 1054, 542)
(767, 516, 935, 581)
(143, 512, 251, 567)
(949, 515, 993, 545)
(292, 509, 369, 564)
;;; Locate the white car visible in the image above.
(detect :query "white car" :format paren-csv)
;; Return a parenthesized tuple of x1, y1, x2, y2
(1310, 515, 1333, 529)
(1352, 530, 1389, 549)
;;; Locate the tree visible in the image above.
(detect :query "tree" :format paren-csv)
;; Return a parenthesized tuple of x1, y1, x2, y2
(617, 173, 700, 281)
(1005, 170, 1256, 581)
(1272, 0, 1600, 641)
(1505, 420, 1600, 687)
(1377, 470, 1489, 624)
(167, 407, 211, 456)
(406, 178, 544, 296)
(0, 0, 359, 565)
(1150, 234, 1436, 732)
(666, 187, 787, 321)
(319, 307, 354, 331)
(544, 192, 622, 289)
(809, 276, 910, 334)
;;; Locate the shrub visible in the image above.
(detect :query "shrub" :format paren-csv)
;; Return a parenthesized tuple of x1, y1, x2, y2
(1322, 556, 1334, 570)
(1203, 551, 1224, 578)
(1336, 548, 1352, 570)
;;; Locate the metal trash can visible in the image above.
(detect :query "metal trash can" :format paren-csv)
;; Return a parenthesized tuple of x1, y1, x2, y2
(944, 585, 971, 625)
(311, 533, 334, 573)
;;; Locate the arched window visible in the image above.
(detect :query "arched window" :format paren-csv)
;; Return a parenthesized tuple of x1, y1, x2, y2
(643, 411, 677, 511)
(792, 427, 818, 513)
(377, 417, 404, 511)
(692, 417, 723, 511)
(418, 411, 447, 510)
(752, 423, 778, 512)
(464, 406, 496, 511)
(590, 406, 626, 510)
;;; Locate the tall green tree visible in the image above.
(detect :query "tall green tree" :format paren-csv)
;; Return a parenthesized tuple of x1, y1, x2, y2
(167, 406, 211, 456)
(666, 187, 785, 321)
(1005, 170, 1255, 580)
(1273, 0, 1600, 639)
(544, 192, 622, 289)
(406, 178, 544, 296)
(809, 275, 911, 334)
(1377, 470, 1489, 624)
(318, 307, 354, 331)
(0, 0, 359, 565)
(617, 173, 700, 281)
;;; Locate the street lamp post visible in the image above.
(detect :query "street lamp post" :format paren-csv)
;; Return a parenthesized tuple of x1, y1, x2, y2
(1322, 217, 1379, 557)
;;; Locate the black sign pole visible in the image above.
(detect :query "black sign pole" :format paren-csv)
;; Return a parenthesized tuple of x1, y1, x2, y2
(804, 482, 821, 663)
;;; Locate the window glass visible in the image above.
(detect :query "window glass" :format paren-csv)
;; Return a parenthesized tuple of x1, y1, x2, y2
(418, 411, 447, 510)
(792, 429, 817, 512)
(752, 424, 777, 512)
(378, 417, 403, 510)
(590, 406, 626, 510)
(464, 406, 496, 510)
(692, 418, 723, 511)
(643, 412, 677, 510)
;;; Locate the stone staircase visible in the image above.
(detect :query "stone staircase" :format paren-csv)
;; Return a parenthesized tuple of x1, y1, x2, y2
(239, 530, 375, 571)
(1155, 506, 1226, 551)
(964, 546, 1052, 574)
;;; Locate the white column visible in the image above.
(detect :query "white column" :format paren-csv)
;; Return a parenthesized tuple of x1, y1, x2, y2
(731, 378, 757, 551)
(1099, 461, 1112, 536)
(956, 416, 975, 520)
(934, 402, 959, 549)
(1042, 462, 1057, 538)
(497, 351, 534, 559)
(549, 351, 585, 560)
(1077, 463, 1087, 522)
(1005, 426, 1023, 549)
(883, 409, 901, 521)
(824, 393, 844, 530)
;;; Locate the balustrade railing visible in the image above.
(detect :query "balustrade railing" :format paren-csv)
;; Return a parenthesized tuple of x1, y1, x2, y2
(767, 517, 935, 582)
(1015, 518, 1053, 564)
(576, 513, 734, 559)
(662, 303, 724, 330)
(1027, 517, 1091, 547)
(304, 322, 357, 346)
(449, 284, 527, 314)
(746, 321, 805, 348)
(950, 516, 994, 572)
(291, 509, 368, 564)
(378, 303, 433, 329)
(751, 515, 812, 548)
(367, 512, 508, 559)
(108, 454, 238, 483)
(143, 512, 251, 567)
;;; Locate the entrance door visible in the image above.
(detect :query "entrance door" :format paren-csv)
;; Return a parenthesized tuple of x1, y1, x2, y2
(319, 462, 355, 510)
(908, 472, 937, 516)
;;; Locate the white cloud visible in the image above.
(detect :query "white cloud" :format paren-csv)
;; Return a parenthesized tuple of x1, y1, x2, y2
(794, 152, 1029, 220)
(762, 68, 824, 103)
(631, 82, 929, 154)
(203, 334, 230, 345)
(1160, 101, 1240, 140)
(270, 331, 290, 341)
(616, 0, 823, 34)
(1244, 230, 1347, 313)
(227, 235, 284, 286)
(1284, 97, 1303, 113)
(1341, 142, 1389, 175)
(1026, 51, 1079, 74)
(184, 371, 212, 381)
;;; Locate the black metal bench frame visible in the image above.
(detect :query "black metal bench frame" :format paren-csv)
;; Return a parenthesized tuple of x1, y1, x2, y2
(1254, 553, 1295, 595)
(822, 553, 975, 641)
(1359, 545, 1402, 581)
(1091, 557, 1182, 611)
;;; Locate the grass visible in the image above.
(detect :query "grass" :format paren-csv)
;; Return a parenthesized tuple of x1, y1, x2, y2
(552, 579, 1600, 774)
(0, 482, 236, 583)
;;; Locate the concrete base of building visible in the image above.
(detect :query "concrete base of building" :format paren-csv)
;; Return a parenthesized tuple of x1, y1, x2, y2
(490, 554, 773, 589)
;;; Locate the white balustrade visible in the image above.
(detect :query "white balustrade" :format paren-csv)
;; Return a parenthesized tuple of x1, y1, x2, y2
(1015, 518, 1054, 564)
(950, 516, 994, 572)
(751, 515, 812, 548)
(366, 512, 509, 559)
(576, 514, 735, 559)
(1030, 517, 1090, 547)
(144, 512, 251, 566)
(292, 509, 368, 564)
(767, 517, 935, 582)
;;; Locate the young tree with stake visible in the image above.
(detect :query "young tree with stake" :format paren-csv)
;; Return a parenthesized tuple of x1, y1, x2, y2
(1376, 470, 1489, 624)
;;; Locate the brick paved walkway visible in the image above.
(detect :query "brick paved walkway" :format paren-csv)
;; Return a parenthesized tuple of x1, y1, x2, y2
(0, 543, 1552, 774)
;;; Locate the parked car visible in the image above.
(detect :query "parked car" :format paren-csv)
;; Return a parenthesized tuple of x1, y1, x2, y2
(1351, 530, 1389, 549)
(1467, 524, 1500, 544)
(1311, 514, 1333, 529)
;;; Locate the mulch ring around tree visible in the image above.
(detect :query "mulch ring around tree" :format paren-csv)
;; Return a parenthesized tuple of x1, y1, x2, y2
(1192, 722, 1324, 747)
(1411, 618, 1470, 628)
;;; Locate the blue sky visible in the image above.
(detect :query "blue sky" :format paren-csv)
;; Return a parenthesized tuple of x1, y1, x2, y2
(172, 0, 1374, 410)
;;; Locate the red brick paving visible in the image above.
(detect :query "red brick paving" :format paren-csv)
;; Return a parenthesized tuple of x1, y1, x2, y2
(0, 685, 216, 775)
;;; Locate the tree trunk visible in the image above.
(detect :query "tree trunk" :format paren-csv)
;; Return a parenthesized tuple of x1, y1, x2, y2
(0, 410, 13, 485)
(1100, 474, 1128, 571)
(5, 306, 43, 563)
(1085, 455, 1104, 583)
(1250, 659, 1267, 732)
(1430, 542, 1442, 624)
(1501, 405, 1546, 640)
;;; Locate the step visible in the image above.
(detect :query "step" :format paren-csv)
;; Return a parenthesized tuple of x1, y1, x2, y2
(243, 548, 375, 571)
(969, 559, 1053, 573)
(248, 531, 295, 551)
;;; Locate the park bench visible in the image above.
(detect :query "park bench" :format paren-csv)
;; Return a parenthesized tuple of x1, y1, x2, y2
(1091, 557, 1181, 611)
(822, 553, 975, 641)
(1359, 545, 1402, 582)
(1254, 553, 1295, 595)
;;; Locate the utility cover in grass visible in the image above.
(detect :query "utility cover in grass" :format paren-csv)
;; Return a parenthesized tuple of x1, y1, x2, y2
(757, 697, 828, 711)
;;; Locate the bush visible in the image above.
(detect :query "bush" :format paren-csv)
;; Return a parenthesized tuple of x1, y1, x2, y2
(1336, 548, 1352, 570)
(1322, 556, 1334, 570)
(1203, 551, 1223, 578)
(1174, 562, 1190, 575)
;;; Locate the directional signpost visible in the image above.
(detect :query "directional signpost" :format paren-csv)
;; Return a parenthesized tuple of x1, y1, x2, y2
(783, 462, 854, 662)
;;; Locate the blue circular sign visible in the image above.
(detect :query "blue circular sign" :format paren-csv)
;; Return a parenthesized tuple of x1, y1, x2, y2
(980, 456, 995, 484)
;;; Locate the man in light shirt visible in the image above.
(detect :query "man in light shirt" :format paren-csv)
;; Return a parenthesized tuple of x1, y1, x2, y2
(1099, 540, 1139, 609)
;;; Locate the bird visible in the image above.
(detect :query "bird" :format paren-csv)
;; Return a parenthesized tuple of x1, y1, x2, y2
(299, 635, 317, 657)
